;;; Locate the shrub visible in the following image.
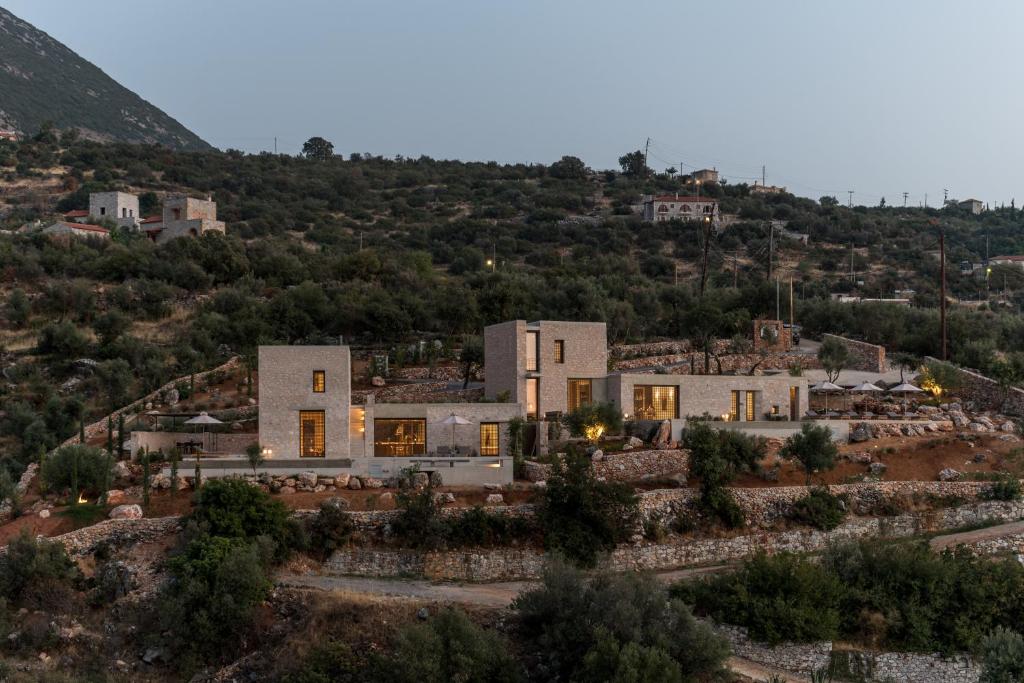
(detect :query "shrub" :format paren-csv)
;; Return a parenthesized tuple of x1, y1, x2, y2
(561, 401, 624, 440)
(790, 487, 847, 530)
(0, 531, 80, 611)
(390, 485, 447, 550)
(514, 559, 728, 681)
(189, 477, 294, 559)
(980, 476, 1022, 502)
(577, 629, 683, 683)
(534, 448, 638, 567)
(677, 552, 844, 645)
(375, 608, 523, 683)
(683, 423, 761, 528)
(306, 498, 354, 561)
(159, 535, 273, 670)
(40, 444, 111, 498)
(779, 423, 839, 484)
(980, 627, 1024, 683)
(282, 641, 361, 683)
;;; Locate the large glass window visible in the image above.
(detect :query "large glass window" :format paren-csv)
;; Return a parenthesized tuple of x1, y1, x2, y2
(568, 379, 592, 412)
(554, 340, 565, 364)
(480, 423, 499, 456)
(746, 391, 757, 421)
(526, 330, 539, 371)
(730, 391, 740, 421)
(299, 410, 325, 457)
(373, 419, 426, 456)
(633, 385, 678, 420)
(313, 370, 325, 393)
(526, 378, 538, 419)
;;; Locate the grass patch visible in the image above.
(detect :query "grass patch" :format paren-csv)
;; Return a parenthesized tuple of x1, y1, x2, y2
(58, 503, 107, 529)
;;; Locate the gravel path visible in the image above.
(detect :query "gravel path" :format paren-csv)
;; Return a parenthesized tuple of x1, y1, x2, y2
(929, 518, 1024, 552)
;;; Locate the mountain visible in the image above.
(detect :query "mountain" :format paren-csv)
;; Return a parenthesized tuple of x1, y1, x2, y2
(0, 6, 210, 150)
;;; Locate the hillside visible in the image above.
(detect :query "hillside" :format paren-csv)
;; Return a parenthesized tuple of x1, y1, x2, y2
(0, 7, 209, 150)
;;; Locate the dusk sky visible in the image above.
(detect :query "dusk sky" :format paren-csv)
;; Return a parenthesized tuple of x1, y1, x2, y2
(5, 0, 1022, 206)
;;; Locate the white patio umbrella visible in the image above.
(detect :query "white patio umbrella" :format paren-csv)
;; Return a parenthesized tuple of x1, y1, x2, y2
(888, 382, 924, 416)
(811, 381, 844, 416)
(439, 413, 471, 450)
(185, 411, 222, 453)
(851, 382, 884, 392)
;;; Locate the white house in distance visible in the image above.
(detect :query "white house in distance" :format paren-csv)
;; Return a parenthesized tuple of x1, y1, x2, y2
(641, 194, 720, 224)
(989, 255, 1024, 270)
(62, 191, 225, 243)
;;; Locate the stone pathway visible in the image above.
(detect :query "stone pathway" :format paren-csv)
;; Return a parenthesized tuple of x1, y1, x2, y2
(929, 518, 1024, 552)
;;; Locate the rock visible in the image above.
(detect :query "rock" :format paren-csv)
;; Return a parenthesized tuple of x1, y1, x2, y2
(322, 496, 349, 511)
(652, 420, 672, 448)
(416, 607, 430, 621)
(848, 451, 873, 464)
(485, 493, 504, 505)
(868, 462, 887, 476)
(590, 449, 604, 462)
(113, 461, 132, 481)
(626, 436, 643, 448)
(968, 422, 990, 433)
(317, 477, 335, 486)
(371, 376, 386, 387)
(278, 486, 296, 495)
(363, 477, 383, 489)
(379, 492, 396, 506)
(850, 425, 871, 443)
(108, 504, 143, 520)
(334, 473, 351, 488)
(938, 468, 962, 482)
(348, 477, 362, 490)
(298, 471, 318, 488)
(151, 473, 170, 490)
(1002, 421, 1017, 433)
(484, 483, 502, 491)
(411, 472, 430, 489)
(429, 471, 443, 487)
(142, 647, 165, 664)
(38, 509, 49, 519)
(284, 478, 297, 488)
(166, 388, 179, 406)
(313, 484, 326, 493)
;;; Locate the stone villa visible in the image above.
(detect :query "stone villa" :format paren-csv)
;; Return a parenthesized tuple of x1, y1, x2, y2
(641, 194, 720, 224)
(63, 191, 225, 243)
(230, 320, 808, 485)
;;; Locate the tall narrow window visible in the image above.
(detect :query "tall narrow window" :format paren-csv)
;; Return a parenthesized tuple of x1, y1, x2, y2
(730, 391, 740, 421)
(122, 208, 127, 217)
(554, 340, 565, 364)
(633, 385, 678, 420)
(567, 379, 592, 412)
(299, 410, 325, 457)
(745, 390, 756, 421)
(526, 378, 538, 419)
(100, 207, 106, 216)
(312, 370, 325, 393)
(526, 331, 539, 372)
(373, 419, 426, 456)
(789, 386, 799, 421)
(480, 423, 499, 456)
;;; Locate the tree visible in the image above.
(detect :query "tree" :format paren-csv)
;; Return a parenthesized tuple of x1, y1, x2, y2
(246, 443, 264, 474)
(980, 627, 1024, 683)
(618, 150, 649, 177)
(820, 195, 839, 207)
(548, 155, 588, 180)
(5, 288, 30, 328)
(919, 359, 962, 398)
(817, 337, 849, 383)
(682, 302, 725, 374)
(561, 402, 623, 441)
(779, 423, 838, 484)
(95, 359, 133, 412)
(682, 423, 763, 528)
(302, 136, 335, 161)
(460, 335, 484, 389)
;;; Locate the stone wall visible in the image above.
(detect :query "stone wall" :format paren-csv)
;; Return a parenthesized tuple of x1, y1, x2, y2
(522, 449, 689, 483)
(832, 649, 980, 683)
(714, 623, 831, 676)
(925, 356, 1024, 416)
(0, 516, 183, 560)
(822, 334, 886, 373)
(614, 351, 820, 375)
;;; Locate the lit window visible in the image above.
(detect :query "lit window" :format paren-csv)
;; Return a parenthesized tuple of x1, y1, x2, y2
(526, 378, 538, 419)
(633, 385, 678, 420)
(554, 340, 565, 364)
(373, 419, 426, 456)
(526, 331, 539, 372)
(480, 423, 499, 456)
(299, 410, 325, 457)
(567, 379, 592, 412)
(313, 370, 325, 393)
(746, 391, 756, 421)
(730, 391, 740, 421)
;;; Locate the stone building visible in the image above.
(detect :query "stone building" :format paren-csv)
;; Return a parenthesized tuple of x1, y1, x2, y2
(691, 168, 719, 183)
(142, 194, 226, 244)
(89, 191, 139, 229)
(641, 194, 720, 224)
(41, 221, 110, 240)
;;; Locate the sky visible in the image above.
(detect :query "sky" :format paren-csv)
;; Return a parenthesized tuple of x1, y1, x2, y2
(4, 0, 1024, 206)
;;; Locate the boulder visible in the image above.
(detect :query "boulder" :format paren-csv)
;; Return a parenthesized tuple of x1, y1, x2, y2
(590, 449, 604, 462)
(484, 493, 504, 505)
(868, 462, 887, 476)
(626, 436, 644, 449)
(284, 478, 297, 488)
(317, 477, 335, 487)
(411, 472, 430, 490)
(348, 477, 362, 490)
(38, 509, 49, 519)
(165, 388, 179, 406)
(151, 473, 170, 490)
(938, 468, 962, 482)
(363, 477, 384, 489)
(113, 461, 132, 481)
(428, 471, 443, 487)
(108, 504, 143, 520)
(379, 492, 396, 506)
(322, 496, 349, 510)
(371, 376, 386, 387)
(278, 486, 296, 495)
(334, 473, 351, 488)
(850, 425, 871, 443)
(298, 471, 318, 488)
(313, 484, 326, 493)
(652, 420, 672, 448)
(1001, 421, 1017, 433)
(105, 489, 126, 505)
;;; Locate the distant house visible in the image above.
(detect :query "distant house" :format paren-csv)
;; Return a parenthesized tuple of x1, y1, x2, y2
(0, 130, 18, 142)
(90, 191, 140, 229)
(42, 221, 110, 240)
(750, 181, 787, 195)
(641, 194, 719, 223)
(63, 209, 89, 222)
(692, 168, 719, 184)
(957, 198, 984, 215)
(141, 194, 226, 244)
(989, 255, 1024, 270)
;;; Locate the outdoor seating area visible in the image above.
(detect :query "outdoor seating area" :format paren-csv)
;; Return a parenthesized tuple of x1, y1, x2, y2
(807, 379, 927, 420)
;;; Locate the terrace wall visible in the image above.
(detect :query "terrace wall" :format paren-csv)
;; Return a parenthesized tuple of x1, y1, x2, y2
(822, 334, 887, 373)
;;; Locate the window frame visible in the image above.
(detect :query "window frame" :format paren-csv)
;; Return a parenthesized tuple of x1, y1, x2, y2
(313, 370, 326, 393)
(554, 339, 565, 364)
(632, 385, 679, 420)
(479, 422, 499, 456)
(526, 330, 539, 372)
(373, 418, 427, 457)
(567, 378, 593, 412)
(299, 410, 326, 458)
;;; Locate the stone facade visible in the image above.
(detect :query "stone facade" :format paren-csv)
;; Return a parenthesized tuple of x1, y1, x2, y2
(89, 191, 139, 229)
(128, 430, 257, 457)
(925, 356, 1024, 416)
(142, 194, 227, 244)
(752, 319, 791, 352)
(823, 334, 887, 373)
(523, 449, 689, 483)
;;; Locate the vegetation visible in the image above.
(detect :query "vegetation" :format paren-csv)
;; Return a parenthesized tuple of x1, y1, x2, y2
(514, 559, 728, 681)
(534, 448, 638, 566)
(0, 531, 81, 611)
(779, 423, 840, 484)
(980, 627, 1024, 683)
(788, 487, 847, 530)
(682, 423, 763, 528)
(561, 401, 624, 441)
(390, 485, 535, 550)
(39, 444, 111, 499)
(680, 541, 1024, 654)
(817, 336, 849, 383)
(305, 498, 355, 561)
(188, 477, 297, 560)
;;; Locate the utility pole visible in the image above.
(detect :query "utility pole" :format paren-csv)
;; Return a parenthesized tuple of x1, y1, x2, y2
(943, 188, 949, 204)
(762, 165, 766, 187)
(937, 220, 947, 360)
(789, 278, 794, 333)
(699, 218, 711, 297)
(733, 250, 739, 288)
(902, 192, 908, 207)
(847, 190, 854, 208)
(775, 279, 780, 320)
(274, 136, 277, 154)
(767, 222, 774, 281)
(850, 242, 854, 284)
(643, 138, 650, 171)
(925, 193, 929, 208)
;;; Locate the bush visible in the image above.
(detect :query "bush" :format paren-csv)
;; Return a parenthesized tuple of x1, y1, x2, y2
(40, 445, 111, 498)
(514, 559, 728, 681)
(0, 531, 80, 611)
(789, 487, 847, 530)
(159, 534, 273, 671)
(282, 641, 361, 683)
(390, 485, 447, 550)
(446, 505, 535, 548)
(678, 552, 843, 645)
(980, 476, 1022, 502)
(374, 608, 523, 683)
(683, 423, 761, 528)
(306, 498, 354, 561)
(561, 401, 624, 440)
(189, 477, 295, 559)
(535, 448, 639, 567)
(980, 627, 1024, 683)
(577, 629, 684, 683)
(779, 423, 839, 484)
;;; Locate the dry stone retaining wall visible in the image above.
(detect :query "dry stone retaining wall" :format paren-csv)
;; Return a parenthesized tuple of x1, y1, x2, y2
(822, 334, 886, 373)
(523, 449, 689, 483)
(926, 356, 1024, 416)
